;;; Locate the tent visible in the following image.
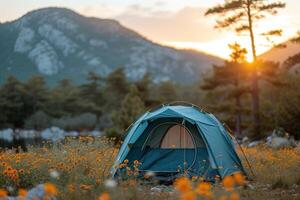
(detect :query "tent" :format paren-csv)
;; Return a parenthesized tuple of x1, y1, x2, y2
(111, 103, 246, 182)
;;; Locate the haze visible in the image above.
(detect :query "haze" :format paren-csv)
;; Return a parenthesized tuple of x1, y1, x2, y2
(0, 0, 299, 60)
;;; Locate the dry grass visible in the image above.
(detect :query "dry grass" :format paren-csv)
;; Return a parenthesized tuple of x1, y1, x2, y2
(0, 138, 299, 200)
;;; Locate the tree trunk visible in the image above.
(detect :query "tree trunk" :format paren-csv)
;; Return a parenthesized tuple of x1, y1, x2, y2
(247, 0, 261, 136)
(235, 95, 242, 139)
(235, 67, 242, 139)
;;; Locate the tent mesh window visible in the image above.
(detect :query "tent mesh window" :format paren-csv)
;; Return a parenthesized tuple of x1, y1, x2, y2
(160, 124, 195, 148)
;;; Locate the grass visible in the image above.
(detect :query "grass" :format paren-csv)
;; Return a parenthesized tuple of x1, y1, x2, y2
(0, 137, 299, 200)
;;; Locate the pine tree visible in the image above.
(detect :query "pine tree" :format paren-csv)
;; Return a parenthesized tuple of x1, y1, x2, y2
(80, 72, 105, 116)
(202, 43, 250, 138)
(104, 68, 129, 110)
(112, 85, 145, 133)
(284, 32, 300, 70)
(0, 76, 25, 128)
(156, 81, 178, 104)
(205, 0, 286, 136)
(22, 76, 48, 117)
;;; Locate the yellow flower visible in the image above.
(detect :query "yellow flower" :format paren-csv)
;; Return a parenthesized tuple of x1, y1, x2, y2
(180, 191, 196, 200)
(174, 177, 192, 192)
(233, 173, 245, 186)
(44, 183, 58, 196)
(222, 176, 234, 191)
(0, 189, 7, 198)
(99, 192, 110, 200)
(230, 192, 239, 200)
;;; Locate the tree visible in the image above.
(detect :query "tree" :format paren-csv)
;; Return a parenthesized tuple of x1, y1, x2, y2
(22, 76, 48, 117)
(106, 85, 145, 142)
(0, 76, 25, 128)
(284, 32, 300, 69)
(156, 81, 178, 103)
(111, 85, 145, 133)
(46, 79, 83, 117)
(205, 0, 286, 136)
(202, 43, 250, 138)
(134, 73, 157, 107)
(80, 72, 105, 116)
(104, 68, 129, 110)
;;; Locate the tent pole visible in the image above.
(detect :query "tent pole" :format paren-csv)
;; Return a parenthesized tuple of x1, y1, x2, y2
(224, 123, 256, 179)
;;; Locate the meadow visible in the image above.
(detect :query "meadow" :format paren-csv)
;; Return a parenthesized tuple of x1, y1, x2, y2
(0, 137, 299, 200)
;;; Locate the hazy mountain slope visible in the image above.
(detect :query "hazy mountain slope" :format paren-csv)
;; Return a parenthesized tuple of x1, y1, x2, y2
(0, 7, 222, 85)
(260, 41, 300, 63)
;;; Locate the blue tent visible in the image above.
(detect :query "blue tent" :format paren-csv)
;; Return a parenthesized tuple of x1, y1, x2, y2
(111, 104, 245, 181)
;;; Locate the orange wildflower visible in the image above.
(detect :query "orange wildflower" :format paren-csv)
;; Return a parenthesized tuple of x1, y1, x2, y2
(99, 192, 110, 200)
(180, 191, 196, 200)
(174, 177, 192, 192)
(222, 176, 234, 191)
(0, 189, 7, 198)
(230, 192, 239, 200)
(195, 181, 212, 198)
(218, 195, 228, 200)
(233, 173, 245, 186)
(44, 183, 58, 196)
(18, 188, 28, 197)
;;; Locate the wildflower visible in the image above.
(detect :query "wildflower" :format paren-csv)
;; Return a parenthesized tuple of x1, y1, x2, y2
(19, 169, 25, 174)
(1, 162, 7, 167)
(80, 184, 93, 190)
(67, 184, 76, 192)
(218, 195, 228, 200)
(0, 189, 7, 198)
(44, 183, 58, 196)
(174, 177, 192, 192)
(18, 188, 27, 197)
(99, 192, 110, 200)
(196, 182, 211, 197)
(233, 173, 245, 186)
(222, 176, 234, 191)
(180, 191, 196, 200)
(104, 179, 117, 188)
(230, 192, 239, 200)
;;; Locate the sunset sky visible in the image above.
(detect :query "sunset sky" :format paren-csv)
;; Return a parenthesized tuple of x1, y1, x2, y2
(0, 0, 299, 60)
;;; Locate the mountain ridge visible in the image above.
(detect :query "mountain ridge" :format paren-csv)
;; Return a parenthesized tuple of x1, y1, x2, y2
(0, 7, 222, 85)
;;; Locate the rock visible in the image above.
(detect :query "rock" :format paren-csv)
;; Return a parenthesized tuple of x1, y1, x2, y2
(64, 131, 79, 137)
(91, 130, 102, 137)
(247, 141, 261, 148)
(267, 137, 296, 149)
(25, 184, 57, 200)
(0, 128, 14, 142)
(150, 185, 174, 194)
(246, 183, 255, 190)
(41, 127, 65, 142)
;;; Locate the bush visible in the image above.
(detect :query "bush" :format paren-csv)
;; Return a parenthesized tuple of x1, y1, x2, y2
(24, 111, 50, 130)
(51, 113, 98, 130)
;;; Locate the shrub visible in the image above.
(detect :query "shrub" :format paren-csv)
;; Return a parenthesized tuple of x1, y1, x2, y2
(24, 111, 50, 130)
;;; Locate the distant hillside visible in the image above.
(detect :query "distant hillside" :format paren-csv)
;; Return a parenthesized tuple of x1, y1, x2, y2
(259, 41, 300, 71)
(0, 7, 222, 85)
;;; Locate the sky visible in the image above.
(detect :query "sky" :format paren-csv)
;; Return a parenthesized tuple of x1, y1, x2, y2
(0, 0, 299, 60)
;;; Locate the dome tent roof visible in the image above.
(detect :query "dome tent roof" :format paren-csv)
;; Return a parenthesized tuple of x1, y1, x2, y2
(111, 103, 245, 180)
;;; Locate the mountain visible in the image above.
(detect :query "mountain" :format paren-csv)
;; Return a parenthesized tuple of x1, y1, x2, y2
(0, 7, 222, 85)
(259, 41, 300, 70)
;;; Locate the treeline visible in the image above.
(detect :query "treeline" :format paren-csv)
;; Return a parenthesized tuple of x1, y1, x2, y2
(0, 69, 203, 136)
(0, 66, 300, 140)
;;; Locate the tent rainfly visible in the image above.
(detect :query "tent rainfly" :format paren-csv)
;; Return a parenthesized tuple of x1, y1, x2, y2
(111, 104, 246, 182)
